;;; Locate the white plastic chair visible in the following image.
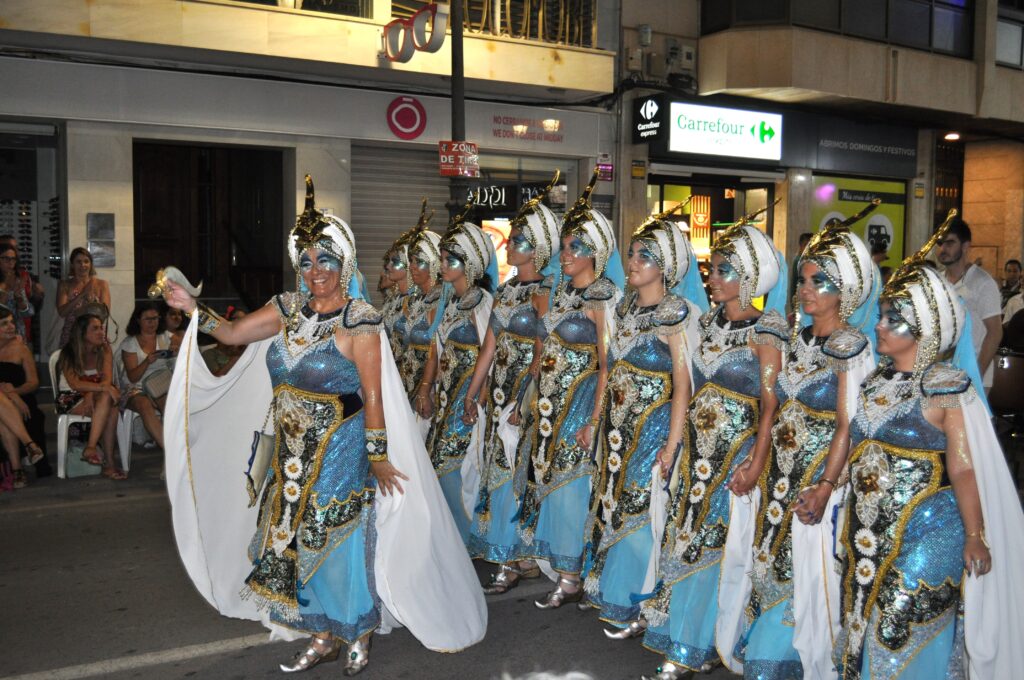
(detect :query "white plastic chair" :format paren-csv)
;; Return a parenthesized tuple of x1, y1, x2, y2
(49, 351, 92, 479)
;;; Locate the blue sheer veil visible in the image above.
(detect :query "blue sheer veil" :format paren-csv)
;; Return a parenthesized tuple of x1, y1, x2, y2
(670, 249, 709, 313)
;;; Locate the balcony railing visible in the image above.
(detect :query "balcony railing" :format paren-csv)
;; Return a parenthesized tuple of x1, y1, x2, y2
(393, 1, 598, 48)
(230, 0, 370, 18)
(702, 0, 974, 59)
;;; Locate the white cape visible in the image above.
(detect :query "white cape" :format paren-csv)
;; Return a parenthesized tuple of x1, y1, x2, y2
(961, 391, 1024, 679)
(165, 314, 487, 651)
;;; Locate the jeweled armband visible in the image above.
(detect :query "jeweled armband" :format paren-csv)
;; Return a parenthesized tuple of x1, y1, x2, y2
(365, 427, 388, 463)
(195, 303, 226, 335)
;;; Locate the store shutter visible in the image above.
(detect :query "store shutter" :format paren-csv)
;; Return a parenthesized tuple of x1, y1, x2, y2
(350, 145, 452, 307)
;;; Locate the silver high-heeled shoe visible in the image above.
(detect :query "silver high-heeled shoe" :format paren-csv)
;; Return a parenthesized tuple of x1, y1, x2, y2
(279, 636, 341, 673)
(483, 564, 523, 595)
(534, 576, 583, 609)
(343, 637, 371, 676)
(604, 619, 646, 640)
(640, 661, 694, 680)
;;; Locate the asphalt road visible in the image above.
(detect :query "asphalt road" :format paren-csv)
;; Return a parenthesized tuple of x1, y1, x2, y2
(1, 447, 735, 680)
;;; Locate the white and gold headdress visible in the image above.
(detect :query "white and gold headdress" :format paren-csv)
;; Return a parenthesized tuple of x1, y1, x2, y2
(288, 175, 359, 294)
(712, 200, 783, 310)
(511, 170, 561, 271)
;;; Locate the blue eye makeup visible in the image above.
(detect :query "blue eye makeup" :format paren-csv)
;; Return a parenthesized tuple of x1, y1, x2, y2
(879, 307, 915, 337)
(566, 238, 594, 258)
(809, 272, 838, 295)
(300, 253, 341, 273)
(444, 255, 465, 271)
(510, 234, 535, 254)
(714, 262, 739, 282)
(414, 257, 430, 270)
(388, 256, 406, 271)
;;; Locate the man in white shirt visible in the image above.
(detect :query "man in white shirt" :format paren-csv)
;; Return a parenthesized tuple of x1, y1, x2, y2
(937, 218, 1003, 389)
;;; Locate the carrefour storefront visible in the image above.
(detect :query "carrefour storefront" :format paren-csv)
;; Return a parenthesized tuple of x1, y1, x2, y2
(631, 94, 920, 267)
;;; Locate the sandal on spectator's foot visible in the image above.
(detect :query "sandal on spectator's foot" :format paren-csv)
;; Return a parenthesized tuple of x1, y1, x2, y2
(279, 636, 341, 673)
(81, 447, 103, 466)
(26, 442, 44, 466)
(13, 469, 27, 489)
(102, 466, 127, 481)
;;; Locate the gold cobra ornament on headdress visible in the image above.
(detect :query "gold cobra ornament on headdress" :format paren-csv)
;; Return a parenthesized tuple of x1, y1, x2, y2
(632, 195, 691, 241)
(882, 209, 958, 302)
(802, 198, 882, 261)
(712, 198, 782, 255)
(561, 166, 601, 236)
(292, 175, 332, 253)
(395, 198, 434, 248)
(511, 169, 560, 231)
(447, 195, 475, 235)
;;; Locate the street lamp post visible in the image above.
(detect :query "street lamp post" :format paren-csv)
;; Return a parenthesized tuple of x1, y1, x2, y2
(447, 0, 469, 222)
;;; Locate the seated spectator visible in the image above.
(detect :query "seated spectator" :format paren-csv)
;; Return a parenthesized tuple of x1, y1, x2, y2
(202, 308, 247, 376)
(57, 314, 123, 479)
(0, 307, 51, 478)
(0, 244, 34, 340)
(0, 236, 43, 343)
(56, 247, 111, 349)
(119, 302, 172, 451)
(1002, 259, 1022, 308)
(163, 303, 185, 353)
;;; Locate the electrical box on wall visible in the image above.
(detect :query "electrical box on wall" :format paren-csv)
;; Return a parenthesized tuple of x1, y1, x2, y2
(645, 52, 668, 79)
(666, 38, 697, 74)
(626, 47, 644, 73)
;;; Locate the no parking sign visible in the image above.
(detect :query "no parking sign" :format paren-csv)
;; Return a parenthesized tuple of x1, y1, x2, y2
(386, 96, 427, 140)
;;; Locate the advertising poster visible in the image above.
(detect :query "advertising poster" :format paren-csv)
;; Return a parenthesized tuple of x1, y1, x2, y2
(811, 175, 906, 270)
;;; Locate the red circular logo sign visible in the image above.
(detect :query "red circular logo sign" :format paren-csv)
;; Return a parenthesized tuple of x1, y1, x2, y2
(386, 96, 427, 140)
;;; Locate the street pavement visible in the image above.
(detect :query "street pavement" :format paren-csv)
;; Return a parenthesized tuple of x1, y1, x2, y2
(1, 446, 735, 680)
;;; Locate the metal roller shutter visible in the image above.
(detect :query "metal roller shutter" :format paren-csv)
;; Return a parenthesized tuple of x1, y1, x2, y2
(351, 144, 451, 307)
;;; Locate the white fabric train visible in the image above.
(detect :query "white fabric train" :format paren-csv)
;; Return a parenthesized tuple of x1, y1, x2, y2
(164, 314, 487, 651)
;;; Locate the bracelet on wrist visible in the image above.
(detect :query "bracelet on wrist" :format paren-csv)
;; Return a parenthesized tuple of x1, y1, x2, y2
(195, 303, 225, 335)
(819, 477, 837, 489)
(365, 427, 388, 463)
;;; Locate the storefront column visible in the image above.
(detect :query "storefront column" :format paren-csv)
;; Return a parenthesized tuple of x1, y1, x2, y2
(906, 129, 937, 255)
(616, 90, 653, 243)
(776, 168, 813, 261)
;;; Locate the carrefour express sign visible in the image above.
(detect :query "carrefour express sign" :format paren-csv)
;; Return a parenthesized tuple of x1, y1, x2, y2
(669, 102, 783, 161)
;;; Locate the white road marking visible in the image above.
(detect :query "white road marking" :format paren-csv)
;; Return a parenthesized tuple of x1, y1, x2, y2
(5, 633, 279, 679)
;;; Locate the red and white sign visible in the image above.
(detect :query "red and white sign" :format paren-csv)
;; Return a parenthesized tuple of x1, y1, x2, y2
(386, 96, 427, 140)
(383, 3, 450, 63)
(438, 140, 480, 178)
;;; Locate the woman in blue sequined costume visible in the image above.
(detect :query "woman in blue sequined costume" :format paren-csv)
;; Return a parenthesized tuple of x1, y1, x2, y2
(834, 215, 1024, 679)
(382, 200, 433, 363)
(394, 224, 442, 408)
(461, 174, 562, 589)
(162, 177, 487, 674)
(518, 169, 625, 609)
(417, 214, 497, 545)
(641, 217, 788, 679)
(581, 208, 705, 640)
(735, 206, 881, 680)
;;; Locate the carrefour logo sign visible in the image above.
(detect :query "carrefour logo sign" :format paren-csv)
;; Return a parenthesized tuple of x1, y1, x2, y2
(669, 102, 783, 161)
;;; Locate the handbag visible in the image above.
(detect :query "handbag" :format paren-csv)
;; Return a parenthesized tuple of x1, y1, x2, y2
(245, 399, 276, 507)
(141, 368, 173, 400)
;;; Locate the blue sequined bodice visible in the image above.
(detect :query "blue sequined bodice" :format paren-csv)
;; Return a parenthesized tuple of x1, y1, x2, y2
(851, 373, 947, 453)
(407, 316, 432, 347)
(692, 312, 761, 398)
(776, 331, 839, 413)
(267, 318, 362, 395)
